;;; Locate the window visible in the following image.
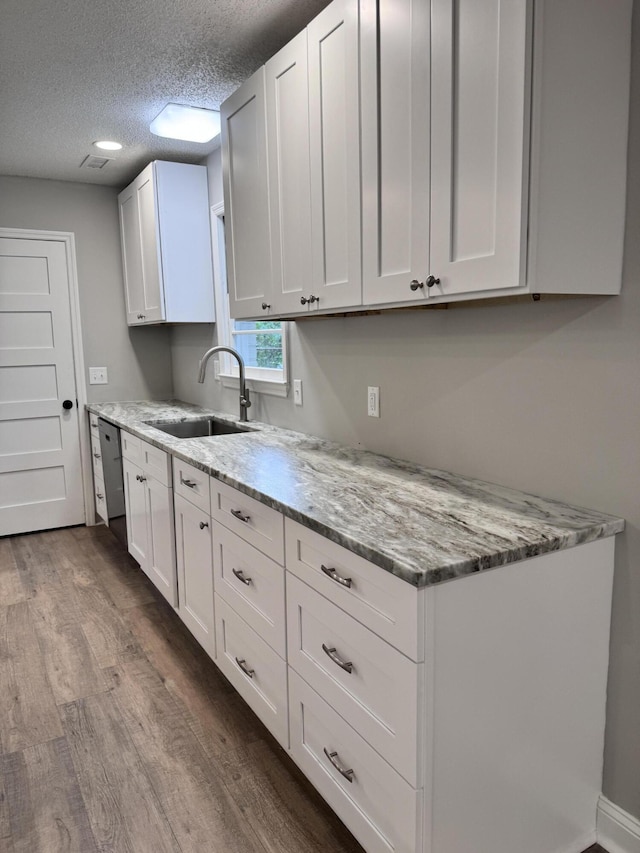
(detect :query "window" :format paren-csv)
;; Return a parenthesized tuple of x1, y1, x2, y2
(210, 203, 288, 394)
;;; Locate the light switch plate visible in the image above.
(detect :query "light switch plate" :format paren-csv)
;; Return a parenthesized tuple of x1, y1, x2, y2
(89, 367, 108, 385)
(293, 379, 303, 406)
(368, 386, 380, 417)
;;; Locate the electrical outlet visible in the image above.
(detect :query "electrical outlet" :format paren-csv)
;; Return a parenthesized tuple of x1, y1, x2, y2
(89, 367, 108, 385)
(367, 386, 380, 418)
(293, 379, 303, 406)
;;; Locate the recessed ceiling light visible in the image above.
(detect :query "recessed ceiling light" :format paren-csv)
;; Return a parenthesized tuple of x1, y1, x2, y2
(94, 140, 122, 151)
(150, 103, 220, 143)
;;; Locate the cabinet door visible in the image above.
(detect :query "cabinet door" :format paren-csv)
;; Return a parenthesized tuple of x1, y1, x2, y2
(361, 0, 430, 307)
(118, 182, 145, 325)
(221, 67, 273, 320)
(266, 31, 314, 315)
(136, 164, 165, 322)
(174, 493, 215, 658)
(308, 0, 361, 311)
(144, 477, 177, 607)
(122, 457, 147, 567)
(430, 0, 531, 297)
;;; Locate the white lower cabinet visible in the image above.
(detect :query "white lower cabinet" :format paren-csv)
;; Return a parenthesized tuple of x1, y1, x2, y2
(214, 593, 289, 748)
(287, 573, 422, 787)
(122, 436, 177, 606)
(173, 492, 215, 659)
(289, 669, 421, 853)
(151, 463, 615, 853)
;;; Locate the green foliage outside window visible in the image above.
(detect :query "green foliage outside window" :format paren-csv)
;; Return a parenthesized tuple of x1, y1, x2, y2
(255, 322, 283, 369)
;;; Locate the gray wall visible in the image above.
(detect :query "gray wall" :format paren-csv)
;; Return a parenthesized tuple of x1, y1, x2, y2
(171, 14, 640, 820)
(0, 175, 173, 403)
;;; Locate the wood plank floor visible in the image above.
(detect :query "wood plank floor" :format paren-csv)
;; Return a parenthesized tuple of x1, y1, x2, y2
(0, 526, 363, 853)
(0, 526, 611, 853)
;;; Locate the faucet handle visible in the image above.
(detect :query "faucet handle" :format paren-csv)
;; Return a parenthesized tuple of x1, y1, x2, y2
(241, 389, 251, 409)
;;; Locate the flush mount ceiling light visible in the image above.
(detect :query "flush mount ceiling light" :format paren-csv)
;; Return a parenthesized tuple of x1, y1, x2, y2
(94, 140, 122, 151)
(150, 103, 221, 143)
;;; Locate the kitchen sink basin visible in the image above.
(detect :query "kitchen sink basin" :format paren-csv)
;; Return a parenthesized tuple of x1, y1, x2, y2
(145, 418, 251, 439)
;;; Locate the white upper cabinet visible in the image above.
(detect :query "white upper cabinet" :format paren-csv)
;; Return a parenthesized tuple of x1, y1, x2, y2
(221, 0, 631, 317)
(429, 0, 531, 299)
(221, 67, 274, 319)
(265, 31, 314, 315)
(361, 0, 430, 306)
(118, 161, 215, 325)
(307, 0, 362, 312)
(227, 1, 362, 320)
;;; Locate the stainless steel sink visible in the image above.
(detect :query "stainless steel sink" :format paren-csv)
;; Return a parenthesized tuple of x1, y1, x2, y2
(145, 418, 251, 439)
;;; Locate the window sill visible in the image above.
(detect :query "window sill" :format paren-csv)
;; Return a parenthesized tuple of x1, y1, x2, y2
(219, 374, 289, 399)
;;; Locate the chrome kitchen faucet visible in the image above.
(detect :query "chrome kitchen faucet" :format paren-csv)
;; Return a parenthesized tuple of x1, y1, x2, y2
(197, 346, 251, 422)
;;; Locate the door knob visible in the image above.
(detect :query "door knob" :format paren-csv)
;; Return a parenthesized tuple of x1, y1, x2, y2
(62, 399, 74, 410)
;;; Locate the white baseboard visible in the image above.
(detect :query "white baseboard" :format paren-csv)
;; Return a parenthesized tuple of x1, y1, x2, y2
(598, 796, 640, 853)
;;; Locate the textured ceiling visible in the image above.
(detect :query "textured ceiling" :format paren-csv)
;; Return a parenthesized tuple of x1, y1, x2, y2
(0, 0, 331, 188)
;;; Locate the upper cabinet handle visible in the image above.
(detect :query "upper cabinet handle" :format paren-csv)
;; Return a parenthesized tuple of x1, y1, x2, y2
(261, 302, 271, 310)
(425, 275, 440, 288)
(321, 565, 353, 589)
(409, 279, 424, 291)
(300, 294, 319, 305)
(231, 508, 250, 523)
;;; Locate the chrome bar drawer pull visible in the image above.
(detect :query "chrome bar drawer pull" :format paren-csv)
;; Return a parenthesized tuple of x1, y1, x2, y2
(232, 568, 252, 586)
(321, 564, 353, 589)
(231, 508, 251, 523)
(322, 643, 353, 674)
(235, 657, 255, 678)
(180, 477, 197, 489)
(323, 748, 354, 782)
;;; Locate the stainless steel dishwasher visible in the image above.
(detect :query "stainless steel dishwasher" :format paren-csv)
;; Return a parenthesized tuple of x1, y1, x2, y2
(97, 419, 127, 548)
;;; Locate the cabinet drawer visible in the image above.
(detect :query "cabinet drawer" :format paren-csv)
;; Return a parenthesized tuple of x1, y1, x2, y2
(211, 479, 284, 565)
(289, 670, 421, 853)
(215, 594, 288, 748)
(121, 430, 142, 464)
(90, 433, 104, 483)
(141, 439, 171, 487)
(173, 457, 210, 512)
(93, 474, 108, 524)
(286, 518, 423, 660)
(287, 574, 422, 787)
(88, 412, 99, 436)
(213, 521, 285, 657)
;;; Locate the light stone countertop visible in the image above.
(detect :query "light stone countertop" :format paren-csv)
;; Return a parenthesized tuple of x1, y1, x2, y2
(87, 399, 624, 588)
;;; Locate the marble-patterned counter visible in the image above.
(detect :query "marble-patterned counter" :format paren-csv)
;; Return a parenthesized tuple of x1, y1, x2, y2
(87, 400, 624, 587)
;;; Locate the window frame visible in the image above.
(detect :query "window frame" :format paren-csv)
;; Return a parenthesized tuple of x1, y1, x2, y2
(210, 202, 289, 397)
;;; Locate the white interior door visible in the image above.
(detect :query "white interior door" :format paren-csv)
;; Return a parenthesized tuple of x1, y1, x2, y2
(0, 236, 85, 535)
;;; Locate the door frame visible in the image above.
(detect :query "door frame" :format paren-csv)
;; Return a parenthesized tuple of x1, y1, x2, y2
(0, 227, 93, 527)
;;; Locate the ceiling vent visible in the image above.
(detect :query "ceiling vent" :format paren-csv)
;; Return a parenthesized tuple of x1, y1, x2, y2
(80, 154, 113, 170)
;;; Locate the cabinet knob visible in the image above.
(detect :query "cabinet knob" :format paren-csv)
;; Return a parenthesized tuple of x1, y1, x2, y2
(96, 492, 104, 501)
(135, 474, 147, 482)
(137, 313, 146, 320)
(409, 280, 424, 291)
(93, 452, 101, 459)
(261, 302, 271, 310)
(425, 275, 440, 288)
(300, 294, 318, 305)
(199, 521, 209, 530)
